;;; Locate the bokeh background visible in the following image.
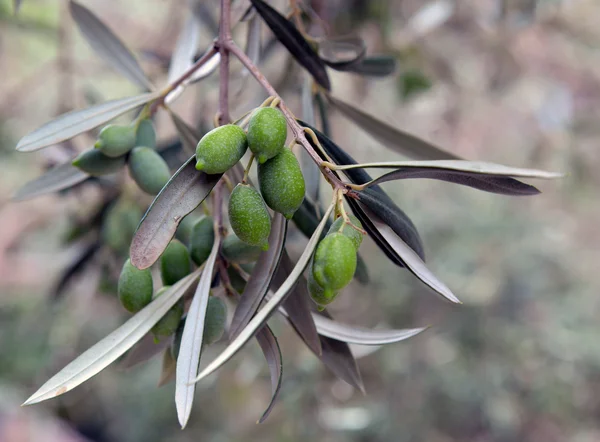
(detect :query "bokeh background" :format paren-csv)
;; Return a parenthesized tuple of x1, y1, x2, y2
(1, 0, 598, 441)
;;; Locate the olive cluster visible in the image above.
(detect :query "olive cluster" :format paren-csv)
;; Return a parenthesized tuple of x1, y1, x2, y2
(72, 120, 171, 195)
(195, 107, 305, 250)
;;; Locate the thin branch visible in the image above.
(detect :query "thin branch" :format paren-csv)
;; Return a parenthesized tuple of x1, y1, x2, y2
(217, 0, 233, 125)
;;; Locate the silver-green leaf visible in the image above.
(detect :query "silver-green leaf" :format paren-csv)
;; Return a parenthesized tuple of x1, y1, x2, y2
(13, 162, 89, 201)
(168, 16, 200, 83)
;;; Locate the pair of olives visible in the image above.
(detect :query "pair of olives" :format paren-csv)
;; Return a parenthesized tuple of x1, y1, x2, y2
(73, 119, 171, 195)
(195, 107, 306, 251)
(309, 215, 364, 309)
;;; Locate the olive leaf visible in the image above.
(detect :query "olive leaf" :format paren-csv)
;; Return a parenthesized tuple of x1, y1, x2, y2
(176, 235, 220, 429)
(311, 314, 427, 345)
(119, 333, 172, 370)
(12, 162, 89, 200)
(319, 332, 364, 392)
(340, 55, 397, 77)
(69, 1, 152, 90)
(16, 92, 159, 152)
(168, 16, 200, 83)
(229, 214, 287, 339)
(188, 48, 221, 84)
(130, 155, 221, 269)
(22, 269, 202, 406)
(249, 0, 331, 90)
(255, 325, 283, 423)
(300, 74, 321, 205)
(319, 36, 366, 70)
(50, 241, 100, 300)
(326, 94, 460, 160)
(168, 110, 201, 156)
(192, 203, 334, 384)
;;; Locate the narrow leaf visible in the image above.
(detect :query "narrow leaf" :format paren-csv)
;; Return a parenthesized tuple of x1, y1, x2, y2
(312, 314, 427, 345)
(249, 0, 331, 90)
(158, 349, 177, 387)
(119, 333, 171, 370)
(341, 55, 397, 77)
(168, 111, 201, 156)
(176, 235, 220, 428)
(255, 325, 283, 423)
(23, 269, 202, 406)
(50, 241, 100, 300)
(130, 155, 221, 269)
(13, 162, 89, 200)
(319, 332, 364, 392)
(326, 94, 460, 160)
(300, 74, 321, 204)
(189, 49, 221, 83)
(229, 214, 287, 339)
(16, 92, 159, 152)
(69, 1, 152, 90)
(243, 12, 262, 78)
(363, 206, 461, 304)
(168, 16, 200, 83)
(319, 36, 366, 70)
(274, 252, 321, 355)
(192, 204, 334, 384)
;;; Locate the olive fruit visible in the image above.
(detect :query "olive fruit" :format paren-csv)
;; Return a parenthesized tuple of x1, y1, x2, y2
(228, 184, 271, 250)
(203, 296, 227, 346)
(258, 147, 305, 219)
(95, 124, 137, 158)
(127, 147, 171, 195)
(195, 124, 248, 174)
(72, 148, 125, 176)
(221, 233, 263, 263)
(307, 267, 338, 308)
(189, 216, 215, 266)
(327, 215, 364, 250)
(136, 119, 156, 149)
(118, 259, 153, 313)
(312, 233, 357, 294)
(226, 266, 247, 294)
(160, 240, 191, 285)
(151, 287, 184, 338)
(102, 202, 142, 255)
(247, 107, 287, 163)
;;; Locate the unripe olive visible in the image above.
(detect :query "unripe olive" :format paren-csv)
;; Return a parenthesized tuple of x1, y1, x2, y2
(312, 233, 357, 292)
(226, 266, 247, 294)
(307, 267, 338, 308)
(258, 147, 305, 219)
(103, 202, 142, 255)
(95, 124, 137, 158)
(127, 147, 171, 195)
(151, 287, 184, 338)
(175, 214, 197, 244)
(203, 296, 227, 346)
(221, 233, 263, 263)
(118, 259, 153, 313)
(195, 124, 248, 174)
(72, 148, 125, 176)
(247, 107, 287, 164)
(189, 216, 215, 266)
(327, 215, 364, 250)
(136, 119, 156, 149)
(228, 184, 271, 250)
(160, 240, 191, 286)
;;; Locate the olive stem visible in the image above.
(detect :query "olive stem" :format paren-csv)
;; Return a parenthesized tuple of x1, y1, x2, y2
(241, 154, 255, 184)
(217, 0, 233, 125)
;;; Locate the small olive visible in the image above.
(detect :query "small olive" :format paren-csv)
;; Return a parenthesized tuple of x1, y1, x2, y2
(127, 147, 171, 195)
(135, 119, 157, 149)
(221, 233, 263, 263)
(195, 124, 248, 174)
(307, 266, 338, 308)
(247, 107, 287, 163)
(151, 287, 184, 338)
(118, 258, 153, 313)
(203, 296, 227, 346)
(72, 148, 125, 176)
(312, 233, 357, 292)
(189, 216, 215, 266)
(160, 240, 192, 286)
(228, 183, 271, 250)
(327, 215, 364, 250)
(95, 124, 137, 158)
(102, 201, 142, 255)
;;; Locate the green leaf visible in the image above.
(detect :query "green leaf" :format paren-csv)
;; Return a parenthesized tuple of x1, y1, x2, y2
(255, 325, 282, 423)
(326, 94, 460, 160)
(168, 16, 200, 83)
(249, 0, 331, 90)
(192, 203, 335, 384)
(319, 36, 366, 70)
(229, 214, 287, 339)
(12, 162, 89, 200)
(341, 55, 397, 77)
(130, 155, 221, 269)
(22, 269, 202, 406)
(176, 235, 220, 429)
(16, 92, 159, 152)
(69, 1, 152, 90)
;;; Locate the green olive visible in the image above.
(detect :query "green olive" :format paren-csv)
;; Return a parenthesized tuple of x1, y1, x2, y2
(307, 266, 338, 308)
(118, 258, 153, 313)
(195, 124, 248, 174)
(258, 147, 305, 219)
(160, 240, 191, 286)
(327, 215, 364, 250)
(221, 233, 263, 263)
(135, 119, 156, 149)
(228, 183, 271, 250)
(72, 148, 125, 176)
(127, 146, 171, 195)
(95, 124, 137, 158)
(102, 201, 142, 255)
(312, 233, 357, 292)
(151, 287, 184, 338)
(203, 296, 227, 346)
(226, 266, 247, 294)
(189, 216, 215, 266)
(247, 107, 287, 164)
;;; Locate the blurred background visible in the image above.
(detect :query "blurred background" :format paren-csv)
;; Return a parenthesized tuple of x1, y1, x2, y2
(1, 0, 598, 441)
